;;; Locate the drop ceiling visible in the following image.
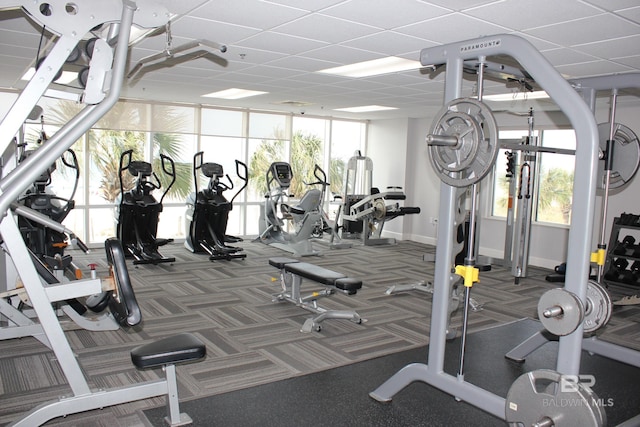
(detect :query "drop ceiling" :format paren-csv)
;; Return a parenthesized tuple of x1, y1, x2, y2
(1, 0, 639, 120)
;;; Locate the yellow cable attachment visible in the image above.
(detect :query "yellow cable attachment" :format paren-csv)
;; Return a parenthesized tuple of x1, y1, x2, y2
(590, 248, 607, 266)
(454, 265, 480, 288)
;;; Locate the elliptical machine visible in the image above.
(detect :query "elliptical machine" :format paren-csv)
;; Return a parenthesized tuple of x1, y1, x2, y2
(256, 161, 322, 257)
(184, 151, 248, 261)
(116, 149, 176, 265)
(17, 118, 82, 280)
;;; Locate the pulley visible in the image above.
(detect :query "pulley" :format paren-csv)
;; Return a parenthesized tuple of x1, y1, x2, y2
(506, 369, 606, 427)
(597, 122, 640, 190)
(427, 98, 499, 187)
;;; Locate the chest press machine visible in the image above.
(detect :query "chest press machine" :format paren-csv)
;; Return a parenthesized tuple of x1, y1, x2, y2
(370, 35, 640, 427)
(0, 2, 214, 425)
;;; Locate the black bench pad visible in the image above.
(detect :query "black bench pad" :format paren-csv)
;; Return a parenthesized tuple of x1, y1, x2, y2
(131, 333, 206, 369)
(284, 262, 346, 286)
(269, 257, 299, 269)
(335, 277, 362, 294)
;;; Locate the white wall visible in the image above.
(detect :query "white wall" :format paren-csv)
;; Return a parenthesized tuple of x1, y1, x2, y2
(368, 101, 640, 269)
(366, 119, 410, 239)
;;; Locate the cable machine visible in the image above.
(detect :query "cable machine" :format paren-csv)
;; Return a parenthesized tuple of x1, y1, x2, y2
(370, 34, 639, 427)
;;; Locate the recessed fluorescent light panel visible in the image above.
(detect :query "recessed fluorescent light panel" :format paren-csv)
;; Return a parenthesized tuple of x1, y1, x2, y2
(318, 56, 422, 78)
(202, 88, 268, 100)
(483, 90, 549, 102)
(334, 105, 398, 113)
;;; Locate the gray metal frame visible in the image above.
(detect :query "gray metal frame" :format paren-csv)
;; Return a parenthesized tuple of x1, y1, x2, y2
(0, 2, 200, 426)
(370, 34, 603, 421)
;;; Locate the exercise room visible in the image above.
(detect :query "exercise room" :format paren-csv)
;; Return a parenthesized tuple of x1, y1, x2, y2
(2, 1, 640, 426)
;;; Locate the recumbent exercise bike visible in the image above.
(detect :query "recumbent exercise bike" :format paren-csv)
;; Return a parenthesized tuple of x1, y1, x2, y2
(184, 151, 248, 261)
(256, 161, 322, 257)
(116, 149, 176, 265)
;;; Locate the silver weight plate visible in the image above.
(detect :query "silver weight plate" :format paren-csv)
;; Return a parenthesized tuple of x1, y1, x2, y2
(506, 369, 606, 427)
(597, 122, 640, 190)
(428, 98, 499, 187)
(583, 280, 613, 334)
(538, 288, 584, 336)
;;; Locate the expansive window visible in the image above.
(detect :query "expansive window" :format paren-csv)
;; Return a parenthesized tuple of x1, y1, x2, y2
(491, 129, 576, 226)
(6, 91, 367, 245)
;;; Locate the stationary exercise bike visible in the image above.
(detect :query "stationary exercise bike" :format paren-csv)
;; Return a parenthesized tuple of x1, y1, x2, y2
(115, 149, 176, 265)
(184, 151, 248, 261)
(256, 161, 322, 256)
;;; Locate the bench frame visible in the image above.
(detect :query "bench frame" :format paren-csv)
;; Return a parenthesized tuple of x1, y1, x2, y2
(270, 258, 364, 332)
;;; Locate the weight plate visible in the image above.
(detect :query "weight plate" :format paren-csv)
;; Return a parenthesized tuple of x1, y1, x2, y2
(372, 198, 387, 221)
(105, 238, 141, 327)
(428, 98, 499, 187)
(506, 369, 606, 427)
(538, 288, 584, 336)
(597, 122, 640, 190)
(583, 280, 612, 334)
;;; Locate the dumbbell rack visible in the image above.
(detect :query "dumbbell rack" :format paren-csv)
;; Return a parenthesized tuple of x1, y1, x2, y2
(603, 213, 640, 289)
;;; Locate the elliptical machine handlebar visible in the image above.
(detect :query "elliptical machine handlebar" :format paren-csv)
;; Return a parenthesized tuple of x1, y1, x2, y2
(230, 160, 249, 205)
(158, 153, 176, 205)
(303, 164, 330, 188)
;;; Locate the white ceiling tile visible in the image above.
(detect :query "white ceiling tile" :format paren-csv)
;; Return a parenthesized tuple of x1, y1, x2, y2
(236, 31, 328, 55)
(582, 0, 640, 12)
(397, 13, 511, 44)
(266, 55, 340, 71)
(617, 6, 640, 24)
(571, 34, 640, 59)
(425, 0, 503, 12)
(526, 15, 640, 46)
(262, 0, 347, 12)
(321, 0, 449, 29)
(541, 48, 599, 67)
(556, 60, 634, 78)
(465, 0, 602, 30)
(170, 16, 262, 45)
(342, 31, 437, 56)
(192, 0, 309, 29)
(273, 14, 380, 43)
(300, 45, 379, 64)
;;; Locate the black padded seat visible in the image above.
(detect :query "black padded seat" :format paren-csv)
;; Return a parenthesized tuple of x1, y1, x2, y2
(335, 277, 362, 295)
(131, 333, 206, 369)
(284, 262, 346, 286)
(269, 257, 299, 269)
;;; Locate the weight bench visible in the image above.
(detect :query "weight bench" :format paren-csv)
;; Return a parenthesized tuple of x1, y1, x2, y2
(131, 333, 206, 426)
(269, 257, 364, 332)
